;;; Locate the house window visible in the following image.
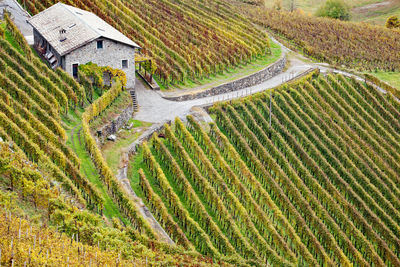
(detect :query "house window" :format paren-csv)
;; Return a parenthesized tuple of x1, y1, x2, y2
(97, 40, 103, 49)
(122, 59, 128, 68)
(72, 63, 79, 78)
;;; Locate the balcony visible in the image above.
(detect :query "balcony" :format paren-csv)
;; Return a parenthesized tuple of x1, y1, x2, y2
(34, 38, 59, 69)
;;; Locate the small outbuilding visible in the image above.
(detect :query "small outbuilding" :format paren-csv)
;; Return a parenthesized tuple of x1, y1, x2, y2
(27, 3, 140, 88)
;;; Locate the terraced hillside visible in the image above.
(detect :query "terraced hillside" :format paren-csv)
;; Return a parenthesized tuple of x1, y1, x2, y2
(0, 16, 155, 228)
(132, 71, 400, 266)
(0, 19, 231, 266)
(0, 28, 101, 209)
(0, 140, 217, 266)
(22, 0, 270, 87)
(233, 2, 400, 72)
(0, 208, 135, 266)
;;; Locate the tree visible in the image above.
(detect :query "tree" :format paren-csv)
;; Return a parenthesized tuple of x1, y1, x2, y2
(316, 0, 350, 21)
(289, 0, 295, 12)
(385, 16, 400, 29)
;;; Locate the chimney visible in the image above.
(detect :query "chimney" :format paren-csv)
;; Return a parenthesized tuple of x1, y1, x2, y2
(59, 28, 67, 42)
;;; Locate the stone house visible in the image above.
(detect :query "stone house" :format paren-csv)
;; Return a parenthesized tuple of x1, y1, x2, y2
(27, 3, 140, 88)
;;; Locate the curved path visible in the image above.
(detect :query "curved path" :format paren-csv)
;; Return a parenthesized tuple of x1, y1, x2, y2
(123, 37, 369, 244)
(133, 39, 342, 123)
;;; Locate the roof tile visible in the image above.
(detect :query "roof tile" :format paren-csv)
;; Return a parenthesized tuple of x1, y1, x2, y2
(27, 3, 140, 56)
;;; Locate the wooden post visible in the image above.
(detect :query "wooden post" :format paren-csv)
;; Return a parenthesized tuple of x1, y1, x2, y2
(150, 60, 153, 83)
(269, 95, 272, 127)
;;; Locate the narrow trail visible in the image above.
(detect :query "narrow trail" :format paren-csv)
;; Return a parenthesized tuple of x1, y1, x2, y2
(75, 125, 97, 178)
(69, 124, 80, 157)
(68, 119, 128, 222)
(353, 0, 394, 14)
(117, 149, 175, 244)
(63, 110, 174, 241)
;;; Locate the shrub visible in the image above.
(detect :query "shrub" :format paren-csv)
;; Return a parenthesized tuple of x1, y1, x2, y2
(386, 16, 400, 29)
(316, 0, 350, 21)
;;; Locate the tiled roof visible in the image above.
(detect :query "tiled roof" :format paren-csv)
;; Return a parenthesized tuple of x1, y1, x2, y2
(27, 3, 140, 56)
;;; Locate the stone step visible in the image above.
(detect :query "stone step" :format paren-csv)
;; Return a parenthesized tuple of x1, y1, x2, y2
(129, 90, 138, 111)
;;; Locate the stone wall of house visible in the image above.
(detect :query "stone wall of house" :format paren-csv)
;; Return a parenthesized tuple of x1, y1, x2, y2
(96, 105, 134, 144)
(64, 38, 136, 88)
(164, 55, 287, 101)
(32, 28, 41, 48)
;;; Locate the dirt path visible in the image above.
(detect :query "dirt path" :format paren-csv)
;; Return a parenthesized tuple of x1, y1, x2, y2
(117, 135, 175, 245)
(353, 0, 393, 13)
(67, 116, 174, 243)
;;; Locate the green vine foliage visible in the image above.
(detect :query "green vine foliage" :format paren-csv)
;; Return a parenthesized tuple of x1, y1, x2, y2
(4, 12, 33, 60)
(79, 62, 128, 90)
(136, 71, 400, 265)
(81, 78, 156, 238)
(364, 73, 400, 99)
(0, 142, 216, 266)
(0, 23, 111, 211)
(79, 62, 105, 88)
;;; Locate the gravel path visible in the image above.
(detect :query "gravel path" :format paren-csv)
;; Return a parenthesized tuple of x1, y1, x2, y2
(134, 56, 314, 123)
(133, 36, 362, 124)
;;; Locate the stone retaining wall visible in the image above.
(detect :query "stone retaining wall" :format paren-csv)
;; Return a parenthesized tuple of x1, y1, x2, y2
(96, 105, 134, 144)
(164, 55, 286, 101)
(127, 121, 171, 155)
